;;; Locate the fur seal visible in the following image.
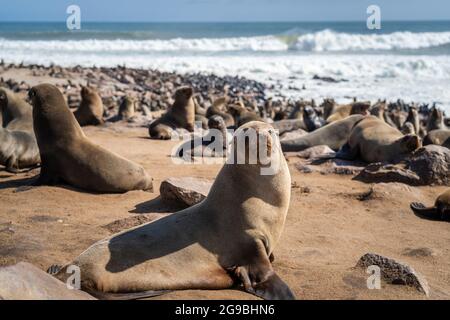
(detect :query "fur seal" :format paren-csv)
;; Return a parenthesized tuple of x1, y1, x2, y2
(117, 96, 136, 121)
(272, 119, 307, 136)
(410, 189, 450, 221)
(149, 86, 195, 140)
(0, 126, 40, 173)
(427, 107, 447, 132)
(423, 129, 450, 148)
(51, 121, 295, 300)
(337, 116, 421, 163)
(29, 84, 153, 193)
(206, 97, 235, 127)
(228, 102, 262, 128)
(176, 115, 230, 159)
(0, 87, 33, 132)
(326, 102, 370, 123)
(405, 106, 421, 135)
(281, 115, 365, 152)
(74, 86, 104, 126)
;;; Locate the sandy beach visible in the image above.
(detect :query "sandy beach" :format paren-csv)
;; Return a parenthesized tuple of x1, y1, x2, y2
(0, 63, 449, 299)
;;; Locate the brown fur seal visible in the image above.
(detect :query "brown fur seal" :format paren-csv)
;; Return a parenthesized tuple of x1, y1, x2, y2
(411, 189, 450, 221)
(281, 115, 365, 152)
(423, 129, 450, 148)
(0, 126, 40, 173)
(0, 87, 33, 132)
(337, 116, 421, 163)
(118, 96, 136, 121)
(326, 102, 370, 123)
(206, 97, 235, 127)
(405, 106, 421, 135)
(149, 86, 195, 140)
(272, 119, 307, 136)
(51, 121, 295, 300)
(73, 86, 104, 126)
(228, 102, 262, 128)
(427, 107, 447, 132)
(176, 115, 230, 159)
(29, 84, 153, 193)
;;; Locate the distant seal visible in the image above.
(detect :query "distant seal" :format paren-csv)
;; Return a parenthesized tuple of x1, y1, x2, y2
(423, 129, 450, 148)
(176, 115, 230, 159)
(74, 86, 104, 126)
(326, 102, 370, 123)
(51, 121, 295, 300)
(0, 87, 33, 132)
(206, 97, 235, 127)
(117, 96, 136, 121)
(401, 122, 416, 135)
(410, 189, 450, 221)
(337, 116, 421, 163)
(272, 119, 307, 136)
(0, 126, 40, 173)
(149, 86, 195, 140)
(281, 115, 365, 152)
(29, 84, 153, 193)
(228, 102, 262, 128)
(405, 106, 421, 135)
(427, 107, 447, 132)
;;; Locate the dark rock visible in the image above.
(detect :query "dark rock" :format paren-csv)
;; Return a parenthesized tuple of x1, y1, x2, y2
(160, 177, 213, 207)
(356, 253, 430, 296)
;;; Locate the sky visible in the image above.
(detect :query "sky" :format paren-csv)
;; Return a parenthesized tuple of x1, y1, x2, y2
(0, 0, 449, 22)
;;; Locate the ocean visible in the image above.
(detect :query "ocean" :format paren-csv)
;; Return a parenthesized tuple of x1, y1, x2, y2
(1, 21, 450, 112)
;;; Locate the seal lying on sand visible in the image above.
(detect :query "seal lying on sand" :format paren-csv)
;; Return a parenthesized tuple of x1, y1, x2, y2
(28, 84, 153, 193)
(206, 97, 235, 127)
(149, 86, 195, 139)
(0, 87, 34, 132)
(228, 102, 262, 128)
(410, 189, 450, 221)
(423, 129, 450, 148)
(0, 126, 40, 173)
(50, 121, 295, 300)
(281, 115, 365, 152)
(176, 115, 230, 159)
(326, 102, 370, 124)
(74, 86, 104, 126)
(337, 116, 421, 163)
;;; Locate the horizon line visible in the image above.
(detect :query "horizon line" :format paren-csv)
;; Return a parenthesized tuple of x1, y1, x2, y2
(1, 19, 450, 24)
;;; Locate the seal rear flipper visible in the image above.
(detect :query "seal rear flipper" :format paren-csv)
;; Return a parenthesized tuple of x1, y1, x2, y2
(410, 202, 441, 220)
(335, 143, 358, 160)
(85, 289, 172, 300)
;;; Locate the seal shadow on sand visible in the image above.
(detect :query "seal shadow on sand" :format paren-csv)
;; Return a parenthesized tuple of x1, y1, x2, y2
(129, 196, 186, 214)
(105, 210, 257, 274)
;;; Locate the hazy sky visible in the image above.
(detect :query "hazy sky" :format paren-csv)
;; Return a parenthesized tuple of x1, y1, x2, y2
(1, 0, 449, 22)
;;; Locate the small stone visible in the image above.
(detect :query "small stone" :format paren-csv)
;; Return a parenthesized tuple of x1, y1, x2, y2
(356, 253, 430, 296)
(160, 177, 213, 207)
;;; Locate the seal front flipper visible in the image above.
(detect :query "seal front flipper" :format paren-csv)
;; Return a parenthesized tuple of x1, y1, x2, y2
(231, 264, 295, 300)
(335, 143, 358, 161)
(230, 242, 295, 300)
(410, 202, 440, 220)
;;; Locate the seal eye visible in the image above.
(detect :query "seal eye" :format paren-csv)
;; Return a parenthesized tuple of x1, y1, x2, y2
(28, 90, 36, 99)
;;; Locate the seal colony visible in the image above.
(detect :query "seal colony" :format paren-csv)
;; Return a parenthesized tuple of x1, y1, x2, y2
(1, 62, 450, 300)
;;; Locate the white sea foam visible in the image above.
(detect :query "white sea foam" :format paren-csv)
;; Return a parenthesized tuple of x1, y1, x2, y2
(1, 30, 450, 113)
(2, 30, 450, 53)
